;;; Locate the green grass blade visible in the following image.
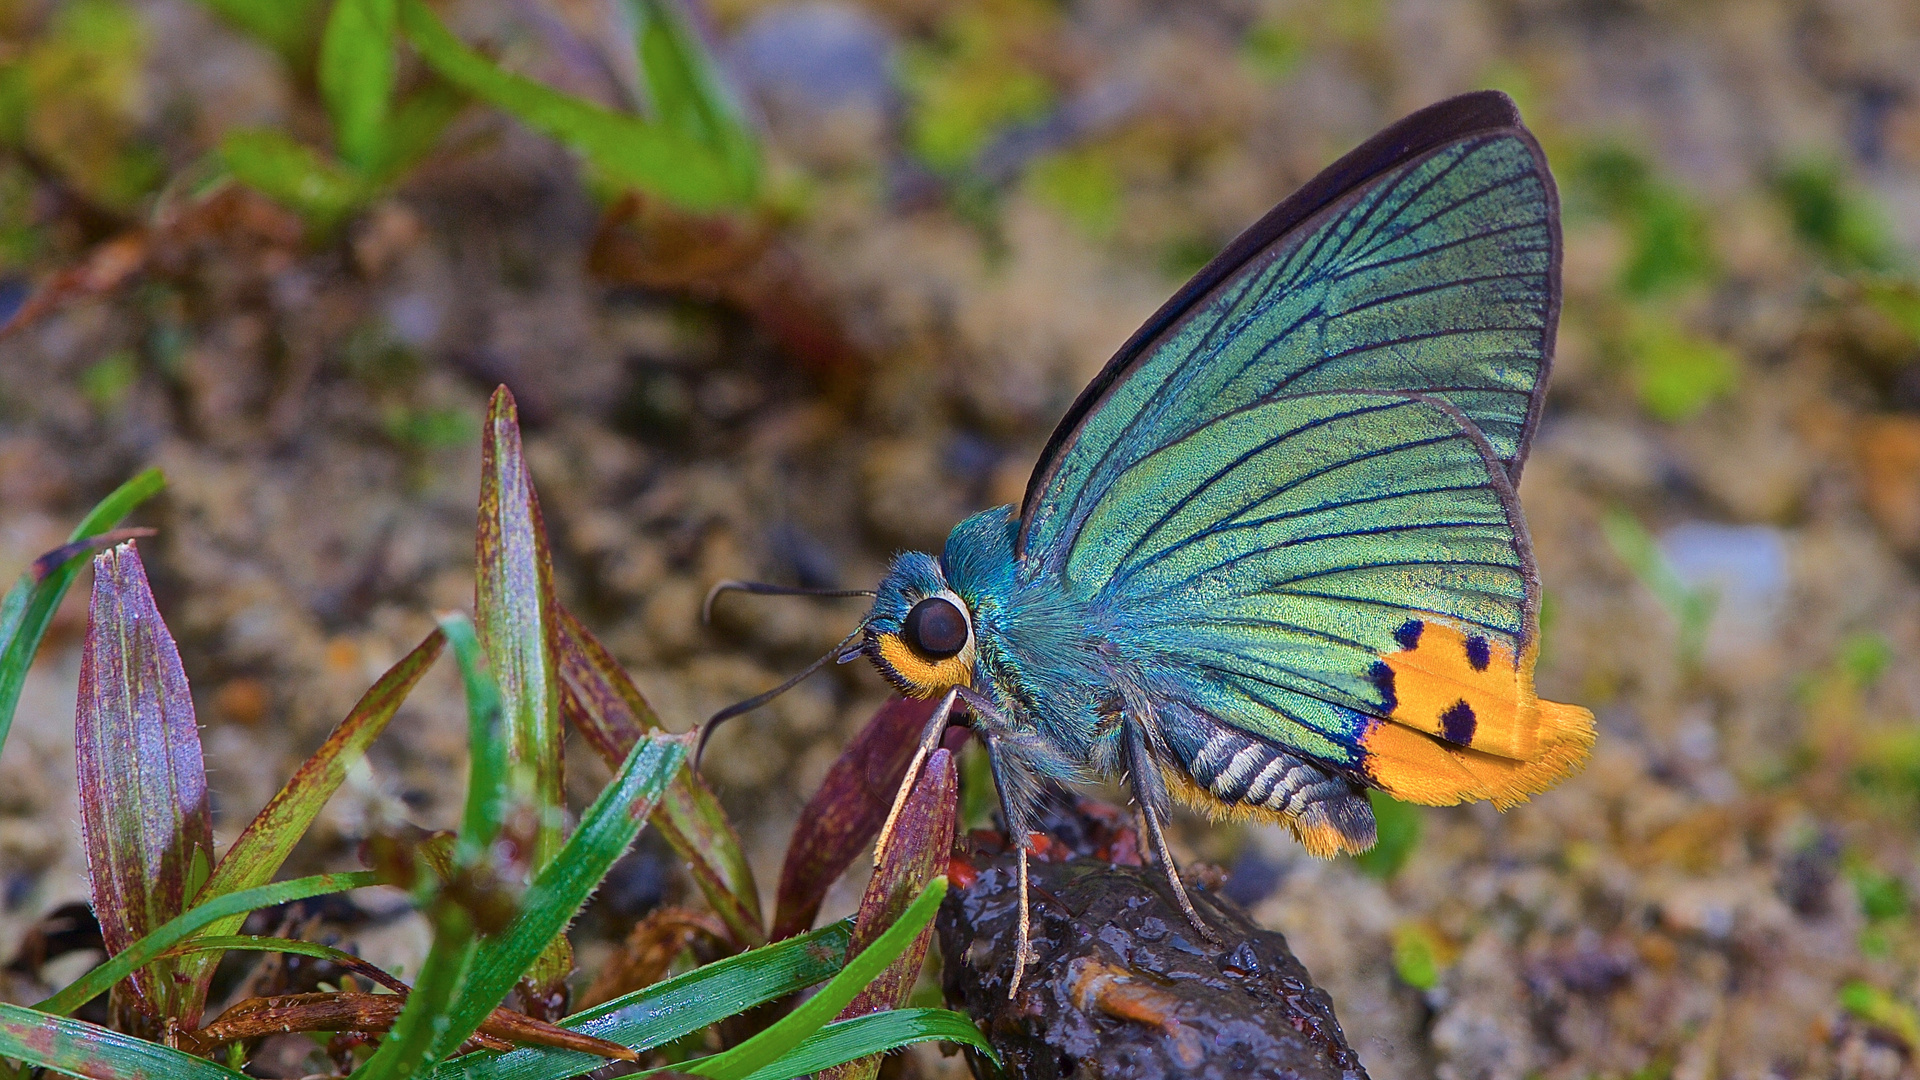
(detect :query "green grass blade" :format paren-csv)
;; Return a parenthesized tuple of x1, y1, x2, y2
(218, 129, 370, 223)
(176, 629, 444, 999)
(680, 877, 949, 1080)
(350, 904, 478, 1080)
(557, 606, 764, 946)
(396, 0, 749, 210)
(0, 1002, 248, 1079)
(36, 872, 378, 1016)
(441, 613, 509, 864)
(737, 1009, 996, 1080)
(629, 0, 759, 198)
(195, 0, 326, 66)
(319, 0, 398, 172)
(369, 80, 465, 184)
(427, 735, 688, 1060)
(424, 921, 853, 1080)
(0, 468, 163, 755)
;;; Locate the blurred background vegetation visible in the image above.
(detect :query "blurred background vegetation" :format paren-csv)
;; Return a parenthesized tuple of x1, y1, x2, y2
(0, 0, 1917, 1076)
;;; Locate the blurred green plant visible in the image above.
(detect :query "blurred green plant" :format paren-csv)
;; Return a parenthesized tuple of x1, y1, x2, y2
(397, 0, 759, 211)
(1571, 144, 1717, 298)
(1353, 789, 1421, 879)
(1626, 312, 1741, 423)
(1774, 157, 1900, 273)
(201, 0, 760, 226)
(1565, 143, 1742, 422)
(1839, 980, 1920, 1051)
(899, 0, 1056, 175)
(1026, 147, 1122, 240)
(1389, 923, 1448, 991)
(1240, 18, 1305, 82)
(0, 386, 988, 1078)
(1601, 507, 1715, 670)
(0, 0, 164, 211)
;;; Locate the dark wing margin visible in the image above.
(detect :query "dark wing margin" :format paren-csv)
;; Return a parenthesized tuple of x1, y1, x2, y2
(1017, 90, 1561, 560)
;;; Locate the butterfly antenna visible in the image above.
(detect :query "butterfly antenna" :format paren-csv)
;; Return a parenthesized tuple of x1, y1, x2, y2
(695, 623, 868, 770)
(702, 580, 878, 624)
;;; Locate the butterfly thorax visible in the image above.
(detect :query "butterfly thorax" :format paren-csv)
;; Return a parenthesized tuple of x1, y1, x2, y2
(863, 507, 1127, 783)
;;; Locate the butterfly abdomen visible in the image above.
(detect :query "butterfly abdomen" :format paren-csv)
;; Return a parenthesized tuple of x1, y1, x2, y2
(1153, 699, 1376, 857)
(1357, 617, 1594, 809)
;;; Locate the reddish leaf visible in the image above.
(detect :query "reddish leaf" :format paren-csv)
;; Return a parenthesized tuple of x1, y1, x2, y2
(556, 607, 765, 947)
(75, 542, 215, 1037)
(771, 696, 939, 941)
(182, 991, 640, 1061)
(475, 385, 570, 1006)
(820, 747, 959, 1080)
(173, 628, 446, 1021)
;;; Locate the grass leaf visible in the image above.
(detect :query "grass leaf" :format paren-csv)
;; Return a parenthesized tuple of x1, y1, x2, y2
(0, 1002, 248, 1079)
(428, 735, 688, 1060)
(439, 612, 510, 864)
(195, 0, 326, 66)
(628, 0, 758, 198)
(425, 921, 854, 1079)
(557, 606, 765, 946)
(475, 386, 572, 995)
(680, 877, 949, 1080)
(821, 748, 958, 1080)
(74, 542, 215, 1033)
(36, 871, 378, 1016)
(0, 467, 162, 755)
(737, 1008, 996, 1080)
(397, 0, 750, 211)
(219, 128, 369, 223)
(172, 629, 445, 1001)
(318, 0, 398, 172)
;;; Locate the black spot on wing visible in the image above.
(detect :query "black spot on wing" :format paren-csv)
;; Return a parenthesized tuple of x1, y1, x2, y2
(1465, 634, 1490, 671)
(1369, 661, 1397, 713)
(1440, 700, 1477, 745)
(1394, 619, 1425, 650)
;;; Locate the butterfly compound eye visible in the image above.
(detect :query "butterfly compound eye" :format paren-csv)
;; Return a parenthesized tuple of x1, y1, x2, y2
(903, 597, 969, 659)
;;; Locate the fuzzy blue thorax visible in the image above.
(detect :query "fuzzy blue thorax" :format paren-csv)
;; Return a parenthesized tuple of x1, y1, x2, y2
(864, 506, 1120, 783)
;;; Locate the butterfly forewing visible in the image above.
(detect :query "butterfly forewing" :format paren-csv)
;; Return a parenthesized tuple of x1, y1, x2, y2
(1020, 98, 1559, 571)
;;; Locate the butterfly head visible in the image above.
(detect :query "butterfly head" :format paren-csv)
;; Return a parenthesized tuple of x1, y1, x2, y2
(863, 551, 976, 697)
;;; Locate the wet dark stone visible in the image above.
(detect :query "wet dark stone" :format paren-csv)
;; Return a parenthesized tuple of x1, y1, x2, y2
(937, 800, 1368, 1080)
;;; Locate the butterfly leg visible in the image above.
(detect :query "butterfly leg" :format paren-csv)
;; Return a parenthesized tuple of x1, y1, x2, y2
(1125, 720, 1222, 944)
(874, 688, 962, 867)
(981, 732, 1039, 999)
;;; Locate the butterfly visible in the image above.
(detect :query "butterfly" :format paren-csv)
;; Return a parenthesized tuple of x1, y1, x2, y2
(703, 90, 1594, 992)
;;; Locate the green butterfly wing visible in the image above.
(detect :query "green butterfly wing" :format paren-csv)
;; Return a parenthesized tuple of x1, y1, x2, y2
(1019, 91, 1559, 568)
(1010, 93, 1582, 845)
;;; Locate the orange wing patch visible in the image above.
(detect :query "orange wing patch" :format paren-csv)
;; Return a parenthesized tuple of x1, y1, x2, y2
(1361, 618, 1594, 809)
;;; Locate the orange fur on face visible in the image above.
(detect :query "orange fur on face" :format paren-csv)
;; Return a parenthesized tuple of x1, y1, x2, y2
(1361, 619, 1593, 808)
(875, 633, 972, 697)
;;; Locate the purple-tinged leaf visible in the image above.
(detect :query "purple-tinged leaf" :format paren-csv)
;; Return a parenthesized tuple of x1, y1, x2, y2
(819, 748, 958, 1080)
(771, 696, 939, 941)
(0, 1001, 246, 1079)
(475, 385, 570, 1006)
(74, 542, 214, 1038)
(172, 628, 446, 1018)
(557, 605, 765, 947)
